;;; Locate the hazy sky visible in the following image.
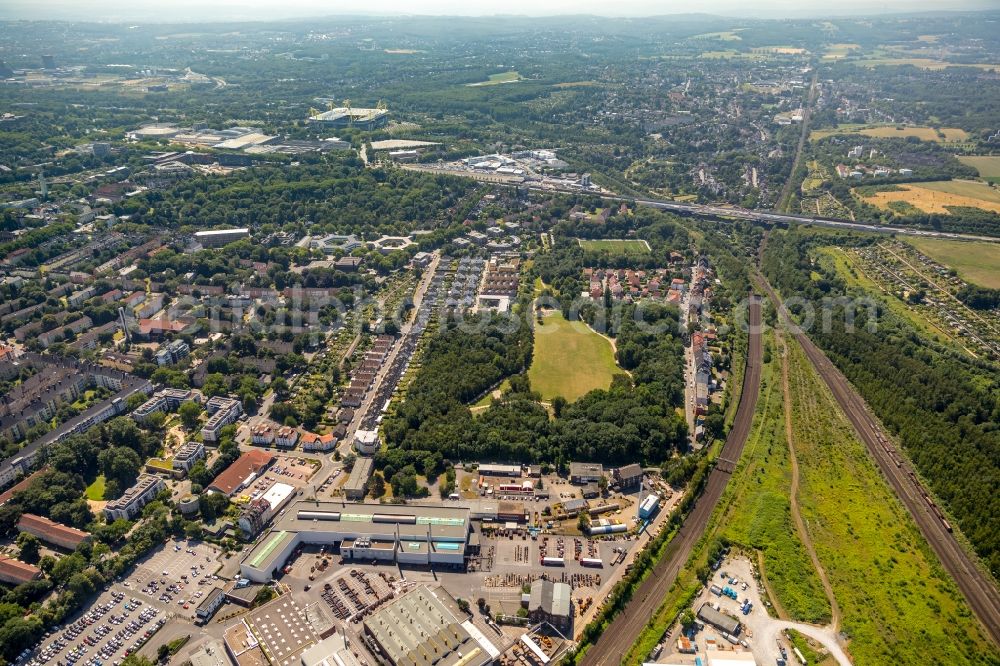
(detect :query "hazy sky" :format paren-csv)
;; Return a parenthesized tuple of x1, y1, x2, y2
(3, 0, 999, 21)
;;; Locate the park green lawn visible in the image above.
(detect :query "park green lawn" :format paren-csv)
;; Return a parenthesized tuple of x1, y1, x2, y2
(906, 238, 1000, 289)
(577, 238, 650, 256)
(85, 475, 106, 501)
(528, 311, 621, 402)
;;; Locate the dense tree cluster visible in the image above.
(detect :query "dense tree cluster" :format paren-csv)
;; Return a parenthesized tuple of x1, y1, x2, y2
(956, 284, 1000, 310)
(117, 159, 474, 236)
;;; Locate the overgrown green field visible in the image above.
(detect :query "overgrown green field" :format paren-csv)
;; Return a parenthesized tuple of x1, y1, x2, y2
(621, 328, 999, 666)
(718, 336, 831, 624)
(465, 71, 522, 86)
(528, 311, 621, 402)
(785, 339, 996, 666)
(577, 238, 651, 255)
(957, 155, 1000, 183)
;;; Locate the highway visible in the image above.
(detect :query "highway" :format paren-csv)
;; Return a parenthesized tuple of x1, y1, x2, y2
(623, 195, 1000, 243)
(404, 163, 1000, 243)
(580, 295, 763, 665)
(756, 274, 1000, 648)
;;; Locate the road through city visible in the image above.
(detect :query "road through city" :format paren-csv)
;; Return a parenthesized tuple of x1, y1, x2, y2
(580, 295, 763, 665)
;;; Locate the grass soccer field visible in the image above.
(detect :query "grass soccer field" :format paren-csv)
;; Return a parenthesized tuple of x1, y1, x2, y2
(528, 310, 621, 402)
(577, 238, 651, 255)
(907, 238, 1000, 289)
(857, 180, 1000, 215)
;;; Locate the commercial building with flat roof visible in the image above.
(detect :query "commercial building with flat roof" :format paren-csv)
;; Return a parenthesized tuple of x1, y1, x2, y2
(240, 501, 470, 582)
(478, 463, 521, 477)
(343, 457, 373, 500)
(300, 633, 362, 666)
(363, 585, 495, 666)
(17, 513, 92, 550)
(569, 462, 604, 484)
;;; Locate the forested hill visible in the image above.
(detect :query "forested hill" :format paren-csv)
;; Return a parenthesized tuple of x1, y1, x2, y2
(762, 228, 1000, 576)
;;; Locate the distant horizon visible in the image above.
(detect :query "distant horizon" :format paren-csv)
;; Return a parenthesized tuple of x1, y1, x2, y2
(2, 0, 999, 23)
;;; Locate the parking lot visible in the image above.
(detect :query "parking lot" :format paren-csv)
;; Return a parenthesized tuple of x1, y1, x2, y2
(126, 539, 222, 621)
(25, 589, 167, 666)
(239, 455, 320, 500)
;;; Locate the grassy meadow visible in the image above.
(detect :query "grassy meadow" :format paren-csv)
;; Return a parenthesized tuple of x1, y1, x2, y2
(528, 310, 621, 402)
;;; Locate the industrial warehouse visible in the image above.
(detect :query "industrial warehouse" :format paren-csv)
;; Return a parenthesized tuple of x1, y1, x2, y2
(239, 501, 472, 582)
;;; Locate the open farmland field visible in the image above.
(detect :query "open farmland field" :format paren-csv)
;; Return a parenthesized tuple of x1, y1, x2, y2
(822, 43, 860, 59)
(906, 238, 1000, 289)
(577, 238, 651, 255)
(528, 310, 621, 402)
(852, 57, 1000, 71)
(689, 30, 743, 41)
(466, 71, 522, 86)
(810, 124, 969, 143)
(856, 181, 1000, 215)
(957, 156, 1000, 184)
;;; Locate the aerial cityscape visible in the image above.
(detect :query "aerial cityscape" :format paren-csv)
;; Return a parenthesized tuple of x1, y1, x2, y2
(0, 5, 998, 666)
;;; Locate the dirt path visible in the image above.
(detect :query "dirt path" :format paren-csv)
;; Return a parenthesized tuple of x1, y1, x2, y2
(779, 331, 842, 632)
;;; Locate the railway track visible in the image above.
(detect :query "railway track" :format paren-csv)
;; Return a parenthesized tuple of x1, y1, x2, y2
(580, 295, 763, 665)
(756, 274, 1000, 647)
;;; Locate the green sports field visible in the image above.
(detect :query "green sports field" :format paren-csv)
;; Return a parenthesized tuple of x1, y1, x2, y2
(577, 238, 650, 255)
(528, 311, 621, 402)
